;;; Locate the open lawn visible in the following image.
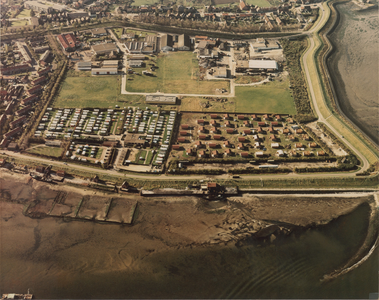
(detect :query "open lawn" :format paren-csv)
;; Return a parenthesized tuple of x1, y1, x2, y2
(11, 19, 29, 27)
(125, 52, 230, 94)
(180, 97, 235, 112)
(131, 0, 158, 6)
(112, 28, 123, 39)
(245, 0, 271, 7)
(53, 76, 145, 108)
(235, 79, 296, 114)
(26, 146, 64, 157)
(17, 9, 31, 18)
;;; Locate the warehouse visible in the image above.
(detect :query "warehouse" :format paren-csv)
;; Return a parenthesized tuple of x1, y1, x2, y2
(128, 60, 144, 68)
(91, 67, 118, 75)
(102, 60, 119, 68)
(248, 60, 278, 71)
(77, 61, 92, 71)
(145, 95, 176, 105)
(91, 43, 118, 55)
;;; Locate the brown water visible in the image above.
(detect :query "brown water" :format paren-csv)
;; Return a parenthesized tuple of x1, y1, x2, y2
(327, 2, 379, 144)
(0, 197, 377, 299)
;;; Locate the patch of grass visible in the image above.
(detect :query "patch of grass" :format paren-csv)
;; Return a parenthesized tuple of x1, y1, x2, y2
(53, 76, 145, 108)
(112, 28, 123, 39)
(245, 0, 271, 7)
(234, 79, 296, 114)
(131, 0, 158, 6)
(235, 75, 264, 84)
(17, 9, 31, 18)
(11, 19, 29, 27)
(26, 146, 64, 157)
(180, 97, 235, 112)
(125, 52, 230, 94)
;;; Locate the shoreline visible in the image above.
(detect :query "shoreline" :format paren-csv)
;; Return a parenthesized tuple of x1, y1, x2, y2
(326, 1, 379, 145)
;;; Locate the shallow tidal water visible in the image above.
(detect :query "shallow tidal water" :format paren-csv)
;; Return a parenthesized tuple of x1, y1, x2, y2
(1, 198, 377, 299)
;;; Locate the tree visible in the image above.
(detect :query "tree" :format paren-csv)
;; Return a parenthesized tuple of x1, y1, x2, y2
(30, 9, 35, 17)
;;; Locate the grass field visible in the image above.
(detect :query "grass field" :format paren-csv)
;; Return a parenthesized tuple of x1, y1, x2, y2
(16, 9, 31, 18)
(245, 0, 271, 7)
(26, 146, 64, 158)
(235, 79, 296, 114)
(11, 19, 29, 27)
(180, 97, 235, 112)
(125, 52, 230, 94)
(112, 28, 123, 39)
(131, 0, 158, 6)
(53, 76, 145, 108)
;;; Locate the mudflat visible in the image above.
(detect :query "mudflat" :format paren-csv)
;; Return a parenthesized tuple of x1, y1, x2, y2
(0, 172, 377, 298)
(327, 2, 379, 144)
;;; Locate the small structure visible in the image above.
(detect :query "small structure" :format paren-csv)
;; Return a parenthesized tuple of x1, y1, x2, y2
(145, 95, 176, 105)
(78, 61, 91, 70)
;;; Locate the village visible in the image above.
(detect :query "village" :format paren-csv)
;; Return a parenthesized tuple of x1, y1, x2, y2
(0, 20, 354, 179)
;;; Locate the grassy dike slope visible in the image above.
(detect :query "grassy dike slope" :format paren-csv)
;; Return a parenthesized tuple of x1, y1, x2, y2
(304, 1, 379, 165)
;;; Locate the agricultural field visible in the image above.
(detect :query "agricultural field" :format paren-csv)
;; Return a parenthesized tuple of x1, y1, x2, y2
(235, 79, 296, 114)
(53, 76, 145, 108)
(125, 52, 230, 94)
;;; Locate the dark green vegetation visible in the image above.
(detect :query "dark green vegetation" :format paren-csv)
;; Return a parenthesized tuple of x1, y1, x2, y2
(280, 37, 316, 123)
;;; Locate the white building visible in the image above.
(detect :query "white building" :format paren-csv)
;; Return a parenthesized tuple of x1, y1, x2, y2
(91, 67, 117, 75)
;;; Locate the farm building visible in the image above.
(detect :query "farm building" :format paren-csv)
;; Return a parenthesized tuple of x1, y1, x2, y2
(91, 68, 118, 75)
(198, 150, 206, 158)
(77, 61, 92, 71)
(145, 95, 176, 105)
(224, 148, 232, 156)
(199, 135, 207, 140)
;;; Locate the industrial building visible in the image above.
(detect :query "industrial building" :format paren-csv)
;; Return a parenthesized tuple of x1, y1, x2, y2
(248, 60, 278, 71)
(145, 95, 176, 105)
(91, 67, 118, 75)
(77, 61, 92, 71)
(91, 43, 118, 55)
(250, 38, 280, 53)
(128, 60, 144, 68)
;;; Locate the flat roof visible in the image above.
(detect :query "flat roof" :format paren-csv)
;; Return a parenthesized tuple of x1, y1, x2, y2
(92, 43, 118, 52)
(249, 60, 278, 69)
(91, 67, 117, 72)
(78, 61, 91, 66)
(146, 95, 176, 104)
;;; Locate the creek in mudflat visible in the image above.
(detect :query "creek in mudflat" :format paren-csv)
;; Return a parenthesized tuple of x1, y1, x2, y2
(0, 175, 378, 299)
(327, 2, 379, 144)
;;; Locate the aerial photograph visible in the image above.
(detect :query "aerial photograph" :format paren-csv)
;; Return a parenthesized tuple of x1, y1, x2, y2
(0, 0, 377, 297)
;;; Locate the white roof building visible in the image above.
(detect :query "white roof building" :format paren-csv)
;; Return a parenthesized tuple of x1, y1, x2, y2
(248, 60, 278, 70)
